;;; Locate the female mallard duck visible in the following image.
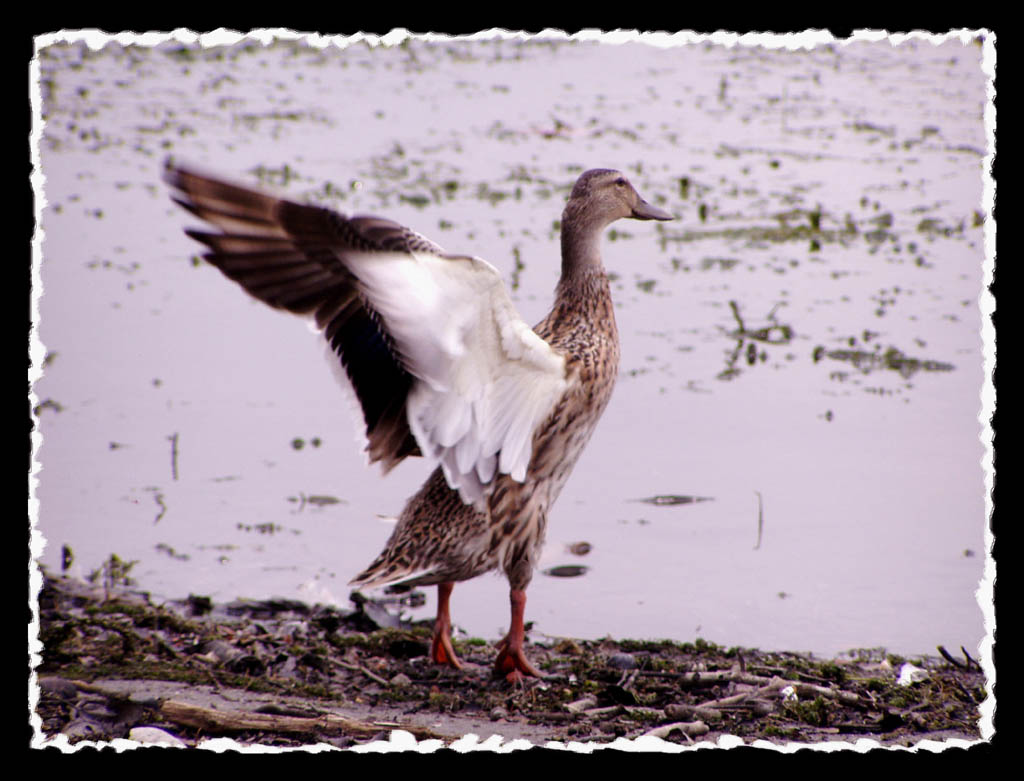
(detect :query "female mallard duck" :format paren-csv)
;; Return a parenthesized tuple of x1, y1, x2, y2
(165, 163, 672, 681)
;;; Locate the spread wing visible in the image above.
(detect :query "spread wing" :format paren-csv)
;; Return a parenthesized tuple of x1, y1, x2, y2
(164, 161, 569, 508)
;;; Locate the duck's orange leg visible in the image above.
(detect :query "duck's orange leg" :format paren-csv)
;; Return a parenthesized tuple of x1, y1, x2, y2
(430, 581, 462, 669)
(493, 588, 544, 682)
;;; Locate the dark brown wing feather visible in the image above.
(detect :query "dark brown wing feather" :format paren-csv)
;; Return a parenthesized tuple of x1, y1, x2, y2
(164, 161, 442, 470)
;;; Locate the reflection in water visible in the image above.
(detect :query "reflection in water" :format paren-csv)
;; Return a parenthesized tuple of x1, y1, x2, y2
(542, 565, 589, 578)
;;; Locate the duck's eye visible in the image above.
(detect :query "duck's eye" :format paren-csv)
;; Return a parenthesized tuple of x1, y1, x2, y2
(614, 178, 627, 188)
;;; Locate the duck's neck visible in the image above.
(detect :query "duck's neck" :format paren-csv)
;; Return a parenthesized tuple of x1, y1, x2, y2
(559, 208, 609, 290)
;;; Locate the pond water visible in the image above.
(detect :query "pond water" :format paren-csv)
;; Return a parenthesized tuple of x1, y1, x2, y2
(31, 30, 993, 658)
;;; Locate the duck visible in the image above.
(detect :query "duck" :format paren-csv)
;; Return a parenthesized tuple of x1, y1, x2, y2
(164, 162, 673, 681)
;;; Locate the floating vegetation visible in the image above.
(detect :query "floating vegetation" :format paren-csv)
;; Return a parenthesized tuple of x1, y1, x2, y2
(660, 215, 859, 249)
(815, 345, 954, 379)
(236, 521, 291, 535)
(85, 259, 140, 274)
(850, 120, 896, 136)
(591, 123, 640, 142)
(565, 541, 592, 556)
(509, 246, 525, 291)
(250, 163, 301, 187)
(399, 193, 431, 209)
(485, 118, 527, 143)
(236, 110, 322, 128)
(287, 493, 346, 512)
(727, 301, 793, 345)
(87, 553, 139, 595)
(151, 490, 167, 523)
(155, 543, 190, 561)
(700, 257, 741, 271)
(305, 494, 342, 507)
(719, 301, 794, 380)
(535, 115, 575, 140)
(474, 181, 515, 205)
(635, 495, 713, 506)
(916, 218, 966, 237)
(34, 398, 64, 415)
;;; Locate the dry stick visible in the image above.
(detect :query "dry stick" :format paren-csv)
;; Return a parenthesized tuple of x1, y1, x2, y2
(333, 658, 391, 687)
(583, 705, 626, 718)
(159, 699, 457, 741)
(960, 646, 982, 672)
(640, 673, 864, 721)
(566, 696, 598, 714)
(694, 675, 863, 711)
(665, 703, 723, 722)
(580, 704, 668, 723)
(646, 668, 863, 708)
(64, 679, 452, 740)
(937, 645, 964, 669)
(663, 669, 773, 687)
(616, 668, 639, 689)
(776, 676, 865, 707)
(689, 688, 768, 711)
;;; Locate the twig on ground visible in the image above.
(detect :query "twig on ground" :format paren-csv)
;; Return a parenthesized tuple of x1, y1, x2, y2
(937, 645, 964, 668)
(961, 646, 982, 672)
(333, 658, 391, 687)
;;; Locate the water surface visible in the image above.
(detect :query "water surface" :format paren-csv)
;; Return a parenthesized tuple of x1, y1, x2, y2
(31, 31, 992, 658)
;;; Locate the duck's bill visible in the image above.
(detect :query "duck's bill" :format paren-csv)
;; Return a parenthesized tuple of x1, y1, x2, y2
(631, 199, 674, 221)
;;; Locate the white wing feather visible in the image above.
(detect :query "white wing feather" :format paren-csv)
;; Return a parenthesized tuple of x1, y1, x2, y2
(342, 251, 569, 509)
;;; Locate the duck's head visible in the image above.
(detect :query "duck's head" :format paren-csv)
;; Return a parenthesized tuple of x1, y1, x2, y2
(565, 169, 674, 228)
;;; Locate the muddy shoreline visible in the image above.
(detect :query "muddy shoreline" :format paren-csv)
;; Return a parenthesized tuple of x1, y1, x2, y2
(32, 569, 987, 750)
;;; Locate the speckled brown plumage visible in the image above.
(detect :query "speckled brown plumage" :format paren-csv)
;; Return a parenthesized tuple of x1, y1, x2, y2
(166, 163, 672, 681)
(350, 268, 621, 595)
